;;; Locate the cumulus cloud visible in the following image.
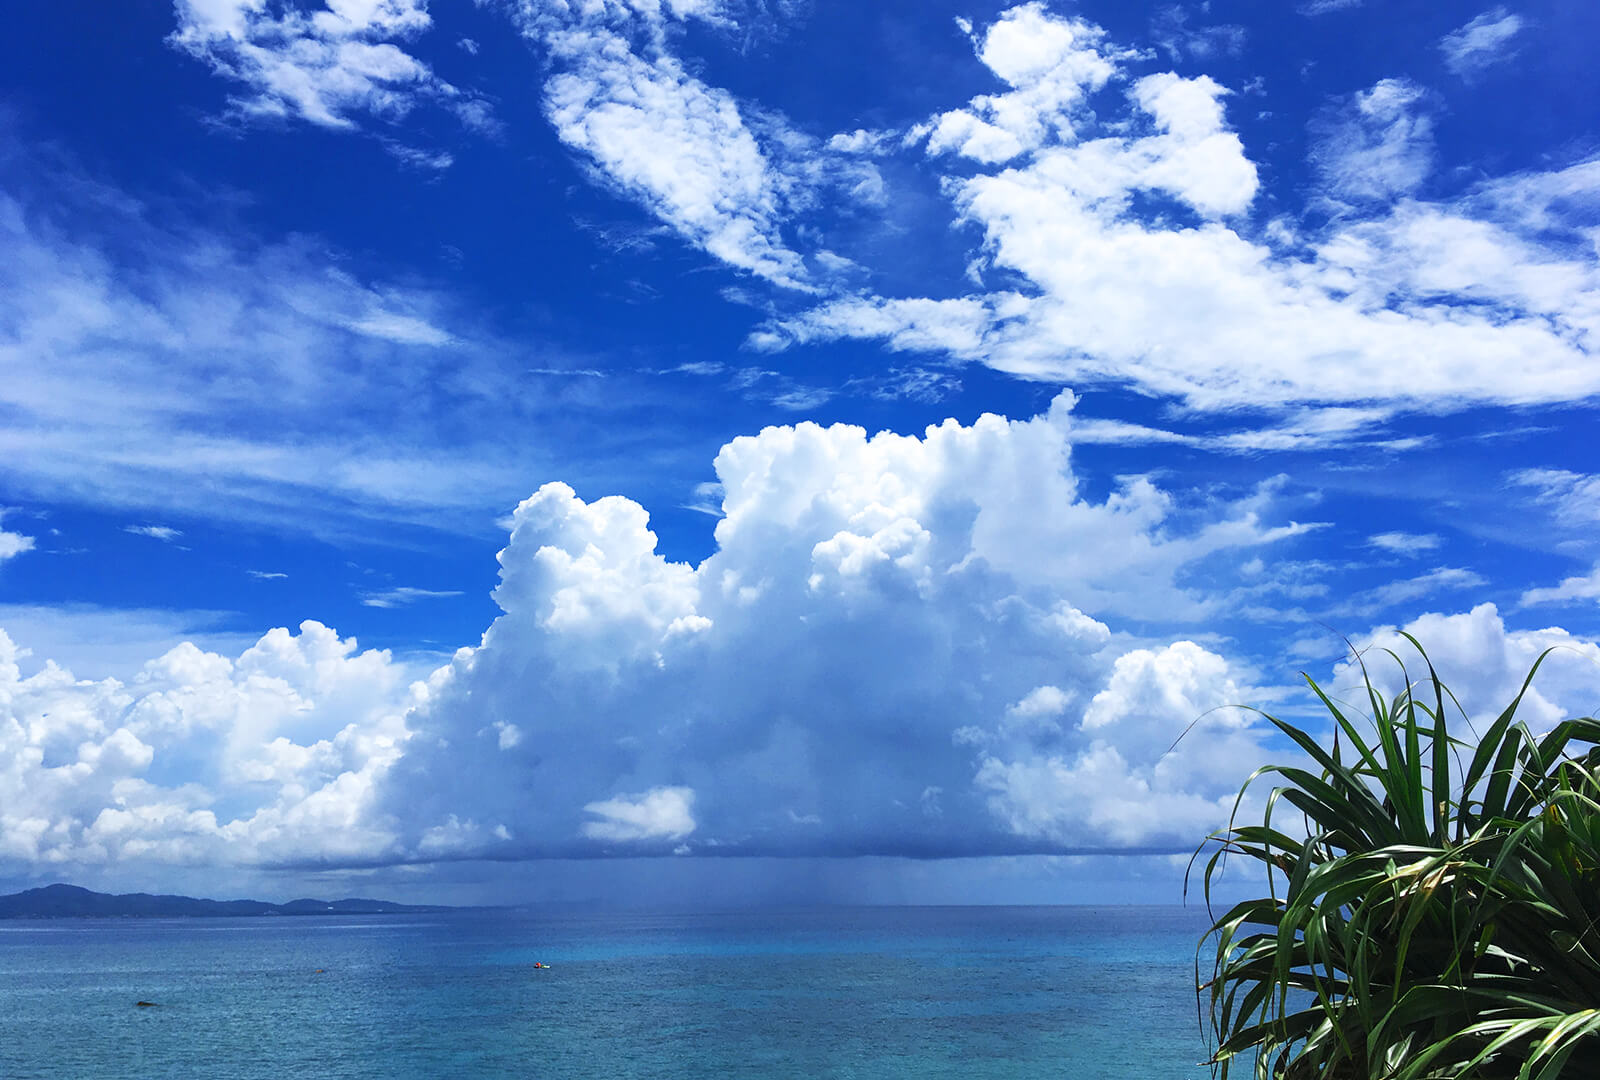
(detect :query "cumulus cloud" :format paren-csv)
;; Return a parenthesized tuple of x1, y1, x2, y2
(169, 0, 492, 137)
(0, 621, 419, 868)
(975, 642, 1264, 848)
(917, 4, 1131, 165)
(1342, 604, 1600, 734)
(0, 394, 1322, 874)
(13, 392, 1600, 878)
(758, 9, 1600, 421)
(383, 394, 1300, 861)
(582, 786, 697, 842)
(0, 513, 33, 566)
(0, 397, 1309, 873)
(1439, 7, 1525, 78)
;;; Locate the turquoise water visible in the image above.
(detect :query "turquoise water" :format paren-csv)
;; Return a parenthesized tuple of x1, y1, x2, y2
(0, 906, 1216, 1079)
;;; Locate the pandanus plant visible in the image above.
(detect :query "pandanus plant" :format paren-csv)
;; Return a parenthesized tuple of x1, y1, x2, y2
(1192, 636, 1600, 1079)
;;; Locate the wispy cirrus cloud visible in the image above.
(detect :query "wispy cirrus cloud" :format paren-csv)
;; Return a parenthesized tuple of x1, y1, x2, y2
(1310, 78, 1434, 203)
(1439, 7, 1525, 79)
(169, 0, 493, 141)
(360, 586, 465, 608)
(0, 136, 595, 539)
(124, 524, 184, 543)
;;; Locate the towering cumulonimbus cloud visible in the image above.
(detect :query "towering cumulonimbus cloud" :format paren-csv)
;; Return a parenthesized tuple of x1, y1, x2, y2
(383, 392, 1301, 859)
(6, 396, 1600, 876)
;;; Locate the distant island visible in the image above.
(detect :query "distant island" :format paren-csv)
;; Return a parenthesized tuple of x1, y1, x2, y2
(0, 883, 456, 919)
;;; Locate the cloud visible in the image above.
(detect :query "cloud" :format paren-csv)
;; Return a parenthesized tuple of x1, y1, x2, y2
(1513, 469, 1600, 528)
(9, 395, 1600, 877)
(1151, 5, 1246, 62)
(0, 620, 421, 868)
(1521, 565, 1600, 608)
(582, 787, 697, 842)
(360, 586, 465, 608)
(541, 27, 813, 288)
(917, 4, 1132, 165)
(1368, 531, 1442, 555)
(1342, 604, 1600, 733)
(169, 0, 492, 138)
(505, 0, 876, 291)
(976, 642, 1263, 847)
(382, 393, 1302, 861)
(0, 511, 33, 565)
(1310, 79, 1434, 203)
(1345, 566, 1488, 616)
(0, 396, 1311, 872)
(124, 525, 184, 543)
(757, 9, 1599, 420)
(247, 570, 289, 580)
(1298, 0, 1362, 13)
(0, 138, 611, 538)
(1439, 7, 1525, 78)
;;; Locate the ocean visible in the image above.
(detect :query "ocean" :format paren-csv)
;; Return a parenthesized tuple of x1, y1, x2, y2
(0, 905, 1218, 1079)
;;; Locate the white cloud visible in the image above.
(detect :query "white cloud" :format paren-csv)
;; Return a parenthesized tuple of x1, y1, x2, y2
(1341, 604, 1600, 733)
(1298, 0, 1362, 13)
(919, 4, 1130, 165)
(384, 394, 1304, 860)
(1439, 7, 1525, 78)
(0, 511, 33, 566)
(0, 145, 591, 536)
(1346, 566, 1487, 616)
(124, 525, 184, 543)
(1369, 531, 1443, 555)
(10, 395, 1600, 876)
(360, 586, 465, 609)
(0, 397, 1296, 867)
(0, 620, 421, 868)
(542, 27, 812, 288)
(247, 570, 289, 580)
(1514, 469, 1600, 527)
(581, 786, 696, 842)
(760, 11, 1600, 420)
(169, 0, 491, 137)
(975, 642, 1265, 848)
(1521, 565, 1600, 608)
(502, 0, 877, 291)
(1311, 79, 1434, 204)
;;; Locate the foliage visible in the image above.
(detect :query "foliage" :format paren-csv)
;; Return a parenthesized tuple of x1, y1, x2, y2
(1192, 635, 1600, 1079)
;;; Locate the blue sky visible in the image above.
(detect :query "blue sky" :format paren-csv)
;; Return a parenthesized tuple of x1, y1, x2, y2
(1, 0, 1598, 905)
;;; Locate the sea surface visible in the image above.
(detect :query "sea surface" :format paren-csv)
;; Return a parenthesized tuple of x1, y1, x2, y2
(0, 905, 1218, 1079)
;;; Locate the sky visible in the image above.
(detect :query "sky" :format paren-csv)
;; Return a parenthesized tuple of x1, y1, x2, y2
(0, 0, 1598, 907)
